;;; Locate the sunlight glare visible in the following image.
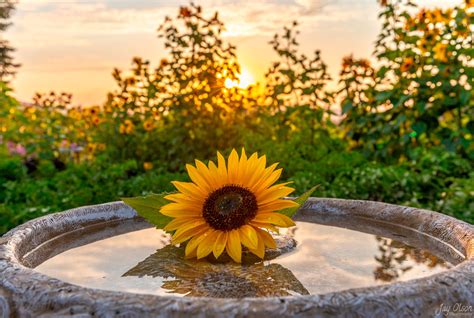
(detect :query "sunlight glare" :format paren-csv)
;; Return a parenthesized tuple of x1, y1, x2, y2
(224, 68, 255, 89)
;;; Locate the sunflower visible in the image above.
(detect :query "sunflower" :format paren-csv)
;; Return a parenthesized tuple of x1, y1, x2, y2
(433, 43, 449, 63)
(160, 149, 298, 263)
(143, 119, 155, 131)
(400, 57, 414, 72)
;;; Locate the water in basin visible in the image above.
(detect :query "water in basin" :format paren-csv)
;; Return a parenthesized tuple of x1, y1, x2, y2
(33, 216, 462, 298)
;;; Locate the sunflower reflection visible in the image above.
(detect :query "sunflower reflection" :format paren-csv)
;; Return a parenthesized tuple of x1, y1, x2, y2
(123, 244, 309, 298)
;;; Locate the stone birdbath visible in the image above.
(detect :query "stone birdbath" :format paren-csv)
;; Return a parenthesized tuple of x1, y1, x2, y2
(0, 198, 473, 317)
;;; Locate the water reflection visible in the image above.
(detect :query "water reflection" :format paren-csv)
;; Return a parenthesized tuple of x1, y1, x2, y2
(35, 220, 456, 296)
(373, 237, 449, 282)
(123, 245, 309, 297)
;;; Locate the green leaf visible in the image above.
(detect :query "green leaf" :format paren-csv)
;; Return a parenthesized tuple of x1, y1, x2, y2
(342, 101, 353, 114)
(460, 90, 471, 105)
(278, 185, 319, 218)
(375, 91, 392, 102)
(122, 193, 172, 229)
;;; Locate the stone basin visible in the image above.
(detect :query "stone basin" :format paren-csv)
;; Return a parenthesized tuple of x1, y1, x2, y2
(0, 198, 473, 317)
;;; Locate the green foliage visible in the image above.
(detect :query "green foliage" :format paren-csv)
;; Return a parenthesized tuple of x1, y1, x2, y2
(264, 21, 333, 145)
(0, 158, 185, 234)
(122, 193, 172, 229)
(323, 148, 473, 223)
(2, 90, 101, 163)
(279, 185, 318, 218)
(340, 0, 473, 161)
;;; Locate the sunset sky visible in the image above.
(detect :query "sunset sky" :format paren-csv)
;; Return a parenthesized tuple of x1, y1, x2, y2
(7, 0, 459, 105)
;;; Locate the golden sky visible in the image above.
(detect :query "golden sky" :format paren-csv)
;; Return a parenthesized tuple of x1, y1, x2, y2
(7, 0, 458, 105)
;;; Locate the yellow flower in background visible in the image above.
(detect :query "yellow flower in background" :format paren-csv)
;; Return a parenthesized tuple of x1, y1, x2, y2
(91, 116, 100, 125)
(417, 37, 429, 54)
(161, 149, 298, 263)
(433, 43, 449, 62)
(143, 119, 155, 131)
(119, 119, 134, 134)
(143, 162, 153, 170)
(400, 57, 414, 72)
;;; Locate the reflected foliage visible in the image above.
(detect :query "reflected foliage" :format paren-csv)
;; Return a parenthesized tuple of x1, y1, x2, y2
(373, 237, 449, 282)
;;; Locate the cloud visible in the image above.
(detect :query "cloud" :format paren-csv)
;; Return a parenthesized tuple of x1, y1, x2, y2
(11, 0, 333, 45)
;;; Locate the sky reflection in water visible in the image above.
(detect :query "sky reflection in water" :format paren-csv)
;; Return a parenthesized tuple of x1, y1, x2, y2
(35, 221, 452, 297)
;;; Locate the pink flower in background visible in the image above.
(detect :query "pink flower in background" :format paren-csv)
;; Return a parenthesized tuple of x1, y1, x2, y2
(6, 141, 27, 157)
(70, 143, 81, 153)
(15, 144, 26, 156)
(6, 141, 16, 153)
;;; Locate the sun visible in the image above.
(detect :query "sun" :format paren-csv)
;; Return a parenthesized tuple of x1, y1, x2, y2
(224, 67, 255, 89)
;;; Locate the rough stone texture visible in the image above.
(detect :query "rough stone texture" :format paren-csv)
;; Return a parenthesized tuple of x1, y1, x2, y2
(0, 198, 473, 317)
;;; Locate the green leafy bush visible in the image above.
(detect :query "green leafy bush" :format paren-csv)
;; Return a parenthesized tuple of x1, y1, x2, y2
(0, 158, 186, 234)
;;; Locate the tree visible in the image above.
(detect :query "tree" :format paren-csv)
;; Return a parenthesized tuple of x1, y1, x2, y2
(101, 4, 259, 166)
(0, 0, 20, 82)
(265, 22, 333, 145)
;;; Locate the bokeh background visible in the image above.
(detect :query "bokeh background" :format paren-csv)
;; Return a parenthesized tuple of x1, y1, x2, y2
(1, 0, 473, 234)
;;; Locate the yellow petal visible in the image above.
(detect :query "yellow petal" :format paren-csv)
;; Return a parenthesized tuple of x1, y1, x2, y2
(253, 213, 295, 227)
(250, 221, 279, 233)
(248, 232, 265, 259)
(227, 149, 239, 184)
(197, 230, 218, 259)
(185, 247, 197, 259)
(163, 217, 199, 232)
(186, 164, 211, 191)
(276, 213, 296, 227)
(226, 229, 242, 263)
(163, 193, 182, 202)
(185, 229, 212, 257)
(236, 148, 248, 184)
(172, 224, 208, 244)
(255, 227, 277, 248)
(257, 186, 295, 205)
(161, 202, 201, 212)
(195, 159, 218, 190)
(213, 231, 228, 258)
(241, 152, 258, 186)
(246, 155, 267, 189)
(250, 163, 279, 192)
(164, 193, 187, 202)
(217, 151, 228, 183)
(258, 199, 299, 211)
(254, 168, 282, 194)
(160, 205, 201, 218)
(172, 181, 207, 199)
(207, 161, 223, 190)
(239, 225, 258, 249)
(164, 193, 204, 205)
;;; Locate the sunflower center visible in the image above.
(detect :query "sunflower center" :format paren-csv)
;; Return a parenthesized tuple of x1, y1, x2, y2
(203, 185, 258, 231)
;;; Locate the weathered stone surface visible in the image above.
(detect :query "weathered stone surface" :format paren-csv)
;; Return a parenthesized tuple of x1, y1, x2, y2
(0, 198, 473, 317)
